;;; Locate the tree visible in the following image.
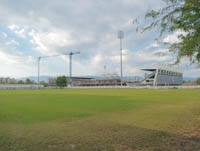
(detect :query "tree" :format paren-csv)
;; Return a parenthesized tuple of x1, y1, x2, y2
(17, 80, 25, 84)
(144, 0, 200, 64)
(56, 76, 67, 88)
(25, 78, 34, 84)
(197, 77, 200, 85)
(40, 81, 49, 87)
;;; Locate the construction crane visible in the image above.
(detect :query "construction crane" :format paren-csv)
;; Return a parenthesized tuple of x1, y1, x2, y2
(68, 51, 80, 87)
(37, 51, 80, 89)
(37, 54, 61, 89)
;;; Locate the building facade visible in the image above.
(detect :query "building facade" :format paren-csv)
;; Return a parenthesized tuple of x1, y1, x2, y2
(142, 65, 183, 86)
(72, 79, 122, 87)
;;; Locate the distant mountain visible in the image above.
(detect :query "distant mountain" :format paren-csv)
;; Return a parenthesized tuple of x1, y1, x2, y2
(18, 76, 143, 83)
(18, 76, 55, 83)
(18, 76, 197, 83)
(183, 77, 197, 82)
(85, 76, 143, 80)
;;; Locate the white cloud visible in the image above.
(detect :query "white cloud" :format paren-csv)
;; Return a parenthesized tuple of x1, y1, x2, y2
(92, 54, 102, 66)
(8, 24, 27, 38)
(6, 39, 19, 46)
(0, 0, 198, 78)
(14, 28, 26, 38)
(25, 23, 97, 75)
(0, 48, 36, 77)
(0, 31, 19, 47)
(127, 48, 173, 64)
(183, 68, 200, 77)
(1, 32, 7, 38)
(147, 42, 159, 49)
(163, 30, 187, 44)
(28, 28, 90, 55)
(8, 24, 19, 31)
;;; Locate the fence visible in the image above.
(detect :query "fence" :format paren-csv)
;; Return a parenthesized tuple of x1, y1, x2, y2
(70, 85, 200, 89)
(0, 84, 44, 90)
(0, 85, 199, 90)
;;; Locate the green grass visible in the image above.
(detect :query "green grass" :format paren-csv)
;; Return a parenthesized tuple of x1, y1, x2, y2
(0, 89, 200, 151)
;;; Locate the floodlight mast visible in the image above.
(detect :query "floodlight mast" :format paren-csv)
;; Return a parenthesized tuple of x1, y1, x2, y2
(37, 57, 41, 89)
(118, 30, 124, 87)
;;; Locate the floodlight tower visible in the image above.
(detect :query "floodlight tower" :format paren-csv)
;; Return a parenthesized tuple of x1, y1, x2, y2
(118, 30, 124, 87)
(68, 51, 80, 87)
(37, 56, 42, 89)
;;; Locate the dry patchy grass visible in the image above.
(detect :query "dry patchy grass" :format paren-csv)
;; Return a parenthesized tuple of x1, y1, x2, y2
(0, 89, 200, 151)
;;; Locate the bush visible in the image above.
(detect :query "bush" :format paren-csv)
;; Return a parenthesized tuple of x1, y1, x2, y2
(197, 78, 200, 85)
(56, 76, 67, 88)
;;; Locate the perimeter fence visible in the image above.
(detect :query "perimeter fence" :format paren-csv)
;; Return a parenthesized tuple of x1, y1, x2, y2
(0, 85, 200, 90)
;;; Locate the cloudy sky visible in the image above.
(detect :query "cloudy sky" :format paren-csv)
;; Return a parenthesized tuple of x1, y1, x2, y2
(0, 0, 199, 78)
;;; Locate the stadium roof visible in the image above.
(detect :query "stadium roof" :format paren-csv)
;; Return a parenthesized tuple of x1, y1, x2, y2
(71, 77, 94, 80)
(141, 65, 183, 73)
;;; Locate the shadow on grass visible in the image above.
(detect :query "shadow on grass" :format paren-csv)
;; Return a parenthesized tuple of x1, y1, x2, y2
(0, 123, 200, 151)
(104, 125, 200, 151)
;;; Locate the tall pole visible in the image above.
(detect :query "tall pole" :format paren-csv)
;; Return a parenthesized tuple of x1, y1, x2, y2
(37, 57, 41, 89)
(120, 37, 123, 87)
(68, 51, 80, 87)
(36, 52, 79, 89)
(118, 30, 124, 87)
(69, 52, 72, 87)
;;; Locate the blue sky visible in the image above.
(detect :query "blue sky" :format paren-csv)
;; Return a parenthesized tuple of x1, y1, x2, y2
(0, 0, 199, 78)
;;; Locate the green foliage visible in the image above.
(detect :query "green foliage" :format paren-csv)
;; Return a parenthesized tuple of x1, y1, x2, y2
(196, 77, 200, 85)
(56, 76, 67, 87)
(25, 78, 35, 84)
(17, 80, 25, 84)
(144, 0, 200, 64)
(40, 81, 49, 87)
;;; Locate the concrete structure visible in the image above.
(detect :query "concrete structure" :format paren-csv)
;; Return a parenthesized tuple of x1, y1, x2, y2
(141, 65, 183, 86)
(72, 78, 123, 87)
(0, 84, 44, 90)
(71, 76, 139, 87)
(0, 77, 17, 84)
(48, 78, 57, 86)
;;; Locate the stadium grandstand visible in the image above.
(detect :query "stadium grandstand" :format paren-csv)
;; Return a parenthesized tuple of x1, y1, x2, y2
(141, 65, 183, 86)
(71, 73, 140, 87)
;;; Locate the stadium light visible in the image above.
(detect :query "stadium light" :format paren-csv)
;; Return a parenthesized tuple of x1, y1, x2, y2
(37, 57, 41, 89)
(118, 30, 124, 87)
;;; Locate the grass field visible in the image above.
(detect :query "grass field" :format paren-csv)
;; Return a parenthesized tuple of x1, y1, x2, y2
(0, 89, 200, 151)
